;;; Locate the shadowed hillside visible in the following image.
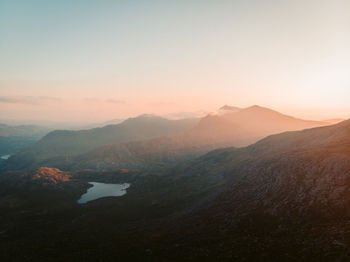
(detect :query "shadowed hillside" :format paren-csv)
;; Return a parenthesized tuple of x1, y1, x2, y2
(150, 119, 350, 261)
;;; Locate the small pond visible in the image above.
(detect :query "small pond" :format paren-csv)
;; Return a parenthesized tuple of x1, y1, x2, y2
(78, 182, 130, 204)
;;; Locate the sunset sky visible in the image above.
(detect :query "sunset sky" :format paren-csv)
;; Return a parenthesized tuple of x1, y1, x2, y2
(1, 0, 349, 123)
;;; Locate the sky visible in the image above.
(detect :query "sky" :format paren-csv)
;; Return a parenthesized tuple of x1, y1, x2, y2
(1, 0, 349, 123)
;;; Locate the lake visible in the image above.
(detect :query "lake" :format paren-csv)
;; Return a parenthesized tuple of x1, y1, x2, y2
(77, 182, 130, 204)
(1, 155, 11, 160)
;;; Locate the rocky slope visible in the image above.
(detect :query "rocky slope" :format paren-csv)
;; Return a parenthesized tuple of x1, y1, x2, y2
(150, 119, 350, 261)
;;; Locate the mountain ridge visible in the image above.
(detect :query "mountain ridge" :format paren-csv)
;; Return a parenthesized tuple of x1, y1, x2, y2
(4, 115, 199, 170)
(3, 106, 333, 171)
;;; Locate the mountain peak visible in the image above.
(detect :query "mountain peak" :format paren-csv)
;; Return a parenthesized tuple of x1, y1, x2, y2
(218, 105, 241, 115)
(240, 105, 283, 116)
(245, 105, 270, 111)
(220, 105, 241, 111)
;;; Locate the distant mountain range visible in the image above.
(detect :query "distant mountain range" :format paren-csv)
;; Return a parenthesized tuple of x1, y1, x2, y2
(0, 123, 51, 156)
(62, 105, 331, 171)
(0, 123, 49, 137)
(218, 104, 242, 114)
(4, 105, 332, 171)
(190, 105, 329, 145)
(323, 118, 345, 125)
(4, 115, 199, 170)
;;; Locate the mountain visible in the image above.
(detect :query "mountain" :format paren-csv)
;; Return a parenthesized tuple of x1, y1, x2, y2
(164, 110, 208, 120)
(101, 118, 125, 126)
(84, 106, 329, 171)
(1, 120, 349, 261)
(0, 136, 39, 156)
(0, 123, 50, 156)
(67, 136, 218, 171)
(143, 105, 331, 158)
(323, 118, 345, 125)
(4, 115, 199, 170)
(196, 105, 329, 145)
(151, 119, 350, 260)
(218, 105, 241, 115)
(76, 118, 125, 129)
(0, 123, 49, 137)
(10, 105, 331, 172)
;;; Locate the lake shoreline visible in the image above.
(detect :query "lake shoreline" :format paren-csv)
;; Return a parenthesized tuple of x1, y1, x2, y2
(77, 182, 130, 204)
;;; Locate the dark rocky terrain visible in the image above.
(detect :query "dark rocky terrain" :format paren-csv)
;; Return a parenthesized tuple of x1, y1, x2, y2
(151, 119, 350, 261)
(0, 119, 349, 261)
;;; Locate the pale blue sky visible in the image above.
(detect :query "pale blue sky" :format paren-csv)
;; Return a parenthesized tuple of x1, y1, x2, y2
(0, 0, 349, 122)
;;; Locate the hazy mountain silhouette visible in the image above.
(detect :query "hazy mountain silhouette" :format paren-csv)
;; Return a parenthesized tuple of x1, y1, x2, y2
(192, 105, 329, 146)
(0, 123, 50, 156)
(23, 105, 332, 171)
(218, 105, 241, 114)
(5, 115, 199, 170)
(323, 118, 345, 125)
(0, 123, 49, 137)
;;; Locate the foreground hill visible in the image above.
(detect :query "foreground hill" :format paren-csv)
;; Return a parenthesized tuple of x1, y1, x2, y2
(5, 115, 199, 170)
(150, 119, 350, 260)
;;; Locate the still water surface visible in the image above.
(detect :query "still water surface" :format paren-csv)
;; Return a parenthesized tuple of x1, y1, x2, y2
(78, 182, 130, 204)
